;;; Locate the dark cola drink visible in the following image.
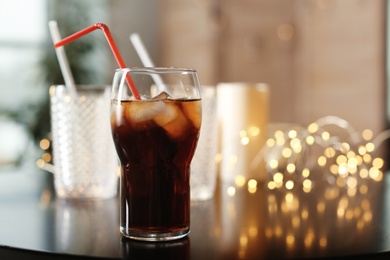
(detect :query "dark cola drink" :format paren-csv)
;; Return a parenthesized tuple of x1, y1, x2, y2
(111, 98, 201, 241)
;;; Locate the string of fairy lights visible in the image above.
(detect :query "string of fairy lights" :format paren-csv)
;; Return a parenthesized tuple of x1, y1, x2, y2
(251, 116, 387, 194)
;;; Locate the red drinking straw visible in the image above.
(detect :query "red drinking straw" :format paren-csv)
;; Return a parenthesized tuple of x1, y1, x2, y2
(54, 23, 141, 100)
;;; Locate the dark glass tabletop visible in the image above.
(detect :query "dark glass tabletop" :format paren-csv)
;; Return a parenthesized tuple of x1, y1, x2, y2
(1, 167, 390, 259)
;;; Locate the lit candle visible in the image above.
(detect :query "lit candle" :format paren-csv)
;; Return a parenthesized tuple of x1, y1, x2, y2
(217, 82, 269, 184)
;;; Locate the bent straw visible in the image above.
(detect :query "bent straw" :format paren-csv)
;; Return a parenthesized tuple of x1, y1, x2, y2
(129, 33, 164, 88)
(54, 23, 141, 100)
(48, 20, 77, 97)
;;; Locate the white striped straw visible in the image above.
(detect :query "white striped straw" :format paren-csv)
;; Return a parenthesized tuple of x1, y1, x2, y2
(130, 33, 164, 87)
(48, 20, 77, 97)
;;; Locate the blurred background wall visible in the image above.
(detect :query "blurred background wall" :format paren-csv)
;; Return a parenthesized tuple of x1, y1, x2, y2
(0, 0, 387, 170)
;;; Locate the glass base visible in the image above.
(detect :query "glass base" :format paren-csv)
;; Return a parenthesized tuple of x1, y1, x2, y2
(120, 227, 190, 242)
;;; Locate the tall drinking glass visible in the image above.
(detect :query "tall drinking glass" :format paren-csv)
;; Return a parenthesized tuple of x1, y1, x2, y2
(110, 68, 202, 241)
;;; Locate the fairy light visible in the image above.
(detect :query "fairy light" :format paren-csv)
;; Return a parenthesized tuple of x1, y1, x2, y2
(308, 123, 318, 133)
(286, 163, 296, 173)
(249, 126, 260, 136)
(220, 116, 386, 198)
(305, 135, 315, 145)
(362, 129, 373, 140)
(227, 186, 236, 197)
(282, 147, 292, 158)
(302, 168, 310, 178)
(235, 175, 247, 187)
(285, 180, 294, 190)
(324, 147, 336, 158)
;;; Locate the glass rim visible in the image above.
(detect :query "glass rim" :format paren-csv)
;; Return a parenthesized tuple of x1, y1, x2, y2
(50, 84, 110, 90)
(115, 67, 198, 74)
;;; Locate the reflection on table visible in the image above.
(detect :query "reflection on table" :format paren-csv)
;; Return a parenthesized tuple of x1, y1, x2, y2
(0, 169, 390, 259)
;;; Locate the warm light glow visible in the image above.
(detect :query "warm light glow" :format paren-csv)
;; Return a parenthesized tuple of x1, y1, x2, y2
(338, 164, 348, 177)
(303, 185, 312, 193)
(240, 235, 248, 246)
(302, 168, 310, 178)
(363, 211, 373, 222)
(347, 188, 357, 197)
(267, 138, 276, 147)
(345, 209, 353, 220)
(288, 129, 298, 139)
(249, 126, 260, 136)
(324, 147, 336, 158)
(292, 216, 301, 228)
(369, 167, 380, 180)
(358, 145, 367, 155)
(330, 164, 339, 174)
(373, 158, 384, 169)
(235, 175, 246, 187)
(269, 159, 279, 169)
(319, 237, 327, 248)
(354, 207, 362, 218)
(215, 153, 222, 163)
(248, 179, 257, 189)
(267, 181, 276, 190)
(359, 185, 368, 195)
(264, 118, 387, 192)
(282, 147, 292, 158)
(303, 179, 312, 189)
(304, 231, 314, 248)
(227, 186, 236, 197)
(268, 181, 276, 190)
(346, 177, 358, 189)
(249, 226, 258, 237)
(285, 192, 294, 202)
(275, 130, 284, 139)
(285, 180, 294, 190)
(306, 135, 315, 145)
(301, 209, 309, 219)
(365, 142, 375, 153)
(248, 186, 257, 193)
(359, 168, 369, 178)
(363, 154, 372, 164)
(308, 123, 318, 133)
(276, 136, 285, 146)
(336, 155, 347, 165)
(290, 138, 302, 152)
(336, 176, 346, 187)
(286, 163, 296, 173)
(273, 172, 284, 183)
(340, 142, 350, 153)
(247, 179, 257, 193)
(275, 226, 283, 237)
(321, 131, 330, 141)
(286, 234, 295, 246)
(241, 136, 250, 145)
(337, 207, 345, 218)
(317, 201, 325, 213)
(317, 155, 327, 167)
(362, 129, 373, 141)
(346, 151, 355, 159)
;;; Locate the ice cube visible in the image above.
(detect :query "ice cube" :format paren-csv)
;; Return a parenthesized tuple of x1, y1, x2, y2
(125, 100, 165, 125)
(154, 102, 188, 140)
(182, 100, 202, 129)
(152, 91, 170, 100)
